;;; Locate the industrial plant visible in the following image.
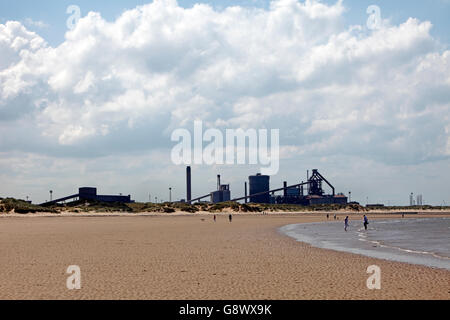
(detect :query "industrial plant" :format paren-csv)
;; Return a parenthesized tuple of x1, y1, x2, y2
(37, 167, 347, 207)
(186, 167, 347, 206)
(40, 187, 134, 206)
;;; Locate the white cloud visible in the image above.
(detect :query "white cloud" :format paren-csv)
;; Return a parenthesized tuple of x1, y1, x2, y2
(0, 0, 449, 202)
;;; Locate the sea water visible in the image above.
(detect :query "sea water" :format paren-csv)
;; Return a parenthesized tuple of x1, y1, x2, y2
(279, 217, 450, 270)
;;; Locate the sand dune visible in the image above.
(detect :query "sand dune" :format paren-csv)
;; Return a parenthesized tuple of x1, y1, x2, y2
(0, 213, 448, 300)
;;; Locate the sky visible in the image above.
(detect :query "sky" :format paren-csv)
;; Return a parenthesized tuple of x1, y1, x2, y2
(0, 0, 449, 205)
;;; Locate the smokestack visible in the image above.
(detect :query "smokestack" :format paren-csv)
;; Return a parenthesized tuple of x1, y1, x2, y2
(186, 166, 192, 203)
(244, 182, 248, 204)
(217, 175, 221, 191)
(283, 181, 287, 197)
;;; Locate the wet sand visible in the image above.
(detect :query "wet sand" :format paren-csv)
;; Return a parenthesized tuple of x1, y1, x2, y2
(0, 213, 449, 300)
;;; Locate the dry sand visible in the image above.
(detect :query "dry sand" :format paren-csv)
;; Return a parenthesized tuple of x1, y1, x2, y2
(0, 213, 449, 300)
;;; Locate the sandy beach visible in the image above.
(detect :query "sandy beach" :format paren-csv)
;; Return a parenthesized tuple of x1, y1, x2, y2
(0, 213, 449, 300)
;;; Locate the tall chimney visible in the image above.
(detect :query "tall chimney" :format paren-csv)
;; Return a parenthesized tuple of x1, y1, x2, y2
(186, 166, 192, 203)
(217, 175, 221, 191)
(244, 182, 248, 204)
(283, 181, 288, 197)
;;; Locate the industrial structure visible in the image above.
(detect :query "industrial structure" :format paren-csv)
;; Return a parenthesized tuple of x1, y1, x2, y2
(417, 194, 423, 206)
(186, 167, 231, 204)
(186, 167, 347, 206)
(186, 166, 192, 203)
(232, 169, 347, 205)
(40, 187, 133, 206)
(410, 193, 423, 206)
(210, 175, 231, 203)
(249, 174, 270, 203)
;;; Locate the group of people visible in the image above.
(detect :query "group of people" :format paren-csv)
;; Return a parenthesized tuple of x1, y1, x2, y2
(213, 214, 233, 223)
(327, 214, 370, 232)
(215, 212, 371, 229)
(343, 215, 369, 232)
(326, 213, 338, 220)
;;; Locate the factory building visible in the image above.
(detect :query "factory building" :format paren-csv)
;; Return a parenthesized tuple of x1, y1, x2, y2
(211, 185, 231, 203)
(306, 194, 347, 205)
(286, 187, 300, 197)
(40, 187, 133, 206)
(249, 173, 270, 203)
(77, 187, 132, 203)
(271, 194, 347, 206)
(187, 167, 347, 206)
(416, 194, 423, 206)
(210, 175, 231, 203)
(234, 169, 347, 205)
(186, 171, 232, 204)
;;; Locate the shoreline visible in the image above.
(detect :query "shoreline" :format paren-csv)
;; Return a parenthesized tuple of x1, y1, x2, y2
(280, 217, 450, 271)
(0, 213, 449, 299)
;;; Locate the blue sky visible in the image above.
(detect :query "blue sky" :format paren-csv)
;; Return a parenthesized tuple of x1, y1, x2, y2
(0, 0, 449, 205)
(1, 0, 449, 46)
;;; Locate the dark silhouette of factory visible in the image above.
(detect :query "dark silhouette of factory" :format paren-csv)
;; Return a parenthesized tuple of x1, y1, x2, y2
(40, 187, 133, 206)
(41, 168, 346, 207)
(186, 167, 348, 205)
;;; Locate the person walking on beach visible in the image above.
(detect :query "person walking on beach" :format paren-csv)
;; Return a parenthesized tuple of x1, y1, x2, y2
(327, 213, 329, 220)
(229, 214, 232, 223)
(214, 215, 216, 222)
(344, 216, 349, 232)
(334, 214, 336, 220)
(363, 215, 369, 230)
